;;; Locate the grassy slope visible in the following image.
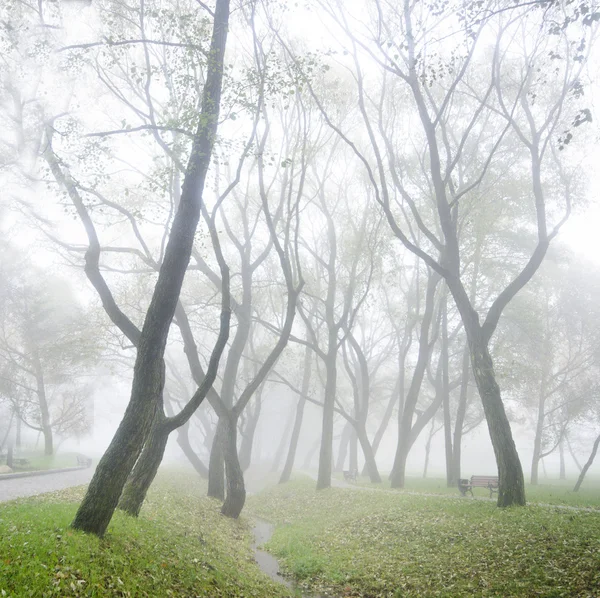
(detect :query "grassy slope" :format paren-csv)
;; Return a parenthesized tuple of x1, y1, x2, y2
(247, 478, 600, 597)
(0, 471, 290, 598)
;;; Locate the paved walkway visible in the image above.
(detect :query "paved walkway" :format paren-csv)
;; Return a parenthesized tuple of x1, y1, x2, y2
(0, 468, 94, 503)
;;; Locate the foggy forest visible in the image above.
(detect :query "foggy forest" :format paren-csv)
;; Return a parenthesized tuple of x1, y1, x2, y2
(1, 0, 600, 596)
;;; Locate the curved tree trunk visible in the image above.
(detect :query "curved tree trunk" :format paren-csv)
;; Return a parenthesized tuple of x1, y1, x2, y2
(176, 420, 209, 478)
(573, 432, 600, 492)
(470, 336, 525, 506)
(279, 396, 306, 483)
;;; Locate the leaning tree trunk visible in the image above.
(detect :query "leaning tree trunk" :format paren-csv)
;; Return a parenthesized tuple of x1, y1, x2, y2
(279, 396, 307, 483)
(573, 432, 600, 492)
(208, 417, 226, 500)
(176, 420, 208, 478)
(118, 415, 170, 517)
(221, 414, 246, 518)
(469, 335, 525, 506)
(335, 421, 352, 472)
(69, 0, 231, 537)
(356, 424, 381, 483)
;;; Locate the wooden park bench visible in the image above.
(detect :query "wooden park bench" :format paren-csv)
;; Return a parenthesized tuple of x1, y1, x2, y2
(343, 469, 358, 482)
(458, 475, 499, 498)
(77, 455, 92, 467)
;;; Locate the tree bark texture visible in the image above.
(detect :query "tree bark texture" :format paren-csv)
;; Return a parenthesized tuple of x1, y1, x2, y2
(469, 334, 525, 506)
(118, 416, 170, 516)
(221, 414, 246, 518)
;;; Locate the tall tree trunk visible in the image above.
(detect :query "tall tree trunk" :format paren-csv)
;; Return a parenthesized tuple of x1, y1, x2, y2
(317, 345, 337, 490)
(440, 297, 454, 487)
(451, 342, 470, 484)
(335, 421, 352, 472)
(531, 368, 548, 485)
(221, 414, 246, 518)
(118, 415, 170, 517)
(349, 427, 358, 473)
(390, 271, 439, 488)
(69, 0, 231, 536)
(15, 415, 21, 449)
(469, 333, 525, 506)
(559, 437, 566, 480)
(573, 432, 600, 492)
(208, 417, 226, 500)
(33, 357, 53, 457)
(423, 418, 436, 478)
(566, 433, 583, 472)
(238, 399, 261, 472)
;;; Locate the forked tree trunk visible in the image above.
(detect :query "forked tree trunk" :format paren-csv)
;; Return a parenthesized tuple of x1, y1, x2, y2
(356, 424, 381, 483)
(118, 415, 170, 516)
(390, 272, 439, 488)
(573, 433, 600, 492)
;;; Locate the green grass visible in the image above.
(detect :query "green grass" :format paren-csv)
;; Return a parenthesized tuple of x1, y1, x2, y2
(0, 471, 291, 597)
(247, 477, 600, 597)
(350, 474, 600, 508)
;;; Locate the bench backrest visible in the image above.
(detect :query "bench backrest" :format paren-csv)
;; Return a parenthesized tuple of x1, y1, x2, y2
(471, 475, 498, 487)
